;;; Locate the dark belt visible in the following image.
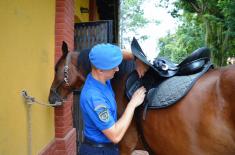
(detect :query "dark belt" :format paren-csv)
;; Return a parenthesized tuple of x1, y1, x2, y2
(83, 138, 117, 148)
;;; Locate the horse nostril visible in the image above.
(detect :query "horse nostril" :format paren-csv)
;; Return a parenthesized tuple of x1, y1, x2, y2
(49, 88, 64, 104)
(48, 96, 55, 104)
(49, 94, 61, 105)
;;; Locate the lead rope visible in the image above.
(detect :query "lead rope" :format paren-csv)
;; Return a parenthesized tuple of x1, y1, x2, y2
(26, 103, 32, 155)
(21, 90, 65, 155)
(21, 90, 63, 107)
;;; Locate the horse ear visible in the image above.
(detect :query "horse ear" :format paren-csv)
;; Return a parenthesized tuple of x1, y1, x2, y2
(62, 41, 69, 56)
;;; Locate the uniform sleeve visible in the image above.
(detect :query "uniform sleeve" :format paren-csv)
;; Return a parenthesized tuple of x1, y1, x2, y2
(84, 91, 115, 131)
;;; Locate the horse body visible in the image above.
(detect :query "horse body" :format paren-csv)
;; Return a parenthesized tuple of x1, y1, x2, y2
(112, 64, 235, 155)
(143, 69, 235, 155)
(49, 44, 235, 155)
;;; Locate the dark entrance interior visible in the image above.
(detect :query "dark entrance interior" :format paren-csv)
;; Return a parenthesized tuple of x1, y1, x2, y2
(73, 0, 120, 153)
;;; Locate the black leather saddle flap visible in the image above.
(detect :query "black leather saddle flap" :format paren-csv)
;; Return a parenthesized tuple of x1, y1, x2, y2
(125, 71, 143, 99)
(131, 37, 152, 66)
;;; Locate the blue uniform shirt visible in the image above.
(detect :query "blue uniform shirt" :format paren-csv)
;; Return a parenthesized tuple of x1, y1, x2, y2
(80, 73, 117, 143)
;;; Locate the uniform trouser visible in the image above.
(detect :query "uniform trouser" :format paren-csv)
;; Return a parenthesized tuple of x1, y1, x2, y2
(79, 143, 119, 155)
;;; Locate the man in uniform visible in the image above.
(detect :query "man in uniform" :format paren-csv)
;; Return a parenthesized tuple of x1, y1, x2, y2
(79, 44, 147, 155)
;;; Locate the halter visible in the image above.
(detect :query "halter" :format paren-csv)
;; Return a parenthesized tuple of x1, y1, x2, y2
(50, 52, 73, 102)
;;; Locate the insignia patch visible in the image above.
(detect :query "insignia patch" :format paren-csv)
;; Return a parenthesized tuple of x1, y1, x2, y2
(95, 104, 110, 122)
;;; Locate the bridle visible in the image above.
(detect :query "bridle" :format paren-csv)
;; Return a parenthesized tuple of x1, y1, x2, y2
(50, 52, 74, 102)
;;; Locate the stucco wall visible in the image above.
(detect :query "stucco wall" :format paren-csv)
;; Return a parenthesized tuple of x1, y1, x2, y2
(75, 0, 89, 22)
(0, 0, 55, 155)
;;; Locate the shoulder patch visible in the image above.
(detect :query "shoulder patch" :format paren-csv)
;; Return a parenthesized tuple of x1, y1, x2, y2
(94, 104, 110, 122)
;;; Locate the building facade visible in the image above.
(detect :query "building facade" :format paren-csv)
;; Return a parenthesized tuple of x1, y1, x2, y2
(0, 0, 118, 154)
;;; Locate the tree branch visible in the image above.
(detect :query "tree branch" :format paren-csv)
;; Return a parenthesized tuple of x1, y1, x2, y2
(189, 1, 201, 13)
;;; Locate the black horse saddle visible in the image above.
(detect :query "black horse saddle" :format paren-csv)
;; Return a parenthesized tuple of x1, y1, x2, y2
(126, 38, 213, 118)
(131, 37, 211, 77)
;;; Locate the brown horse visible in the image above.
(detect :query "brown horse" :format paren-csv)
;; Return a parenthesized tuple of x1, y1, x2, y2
(49, 43, 235, 155)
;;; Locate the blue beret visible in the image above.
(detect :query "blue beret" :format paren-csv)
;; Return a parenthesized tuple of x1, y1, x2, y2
(89, 44, 123, 70)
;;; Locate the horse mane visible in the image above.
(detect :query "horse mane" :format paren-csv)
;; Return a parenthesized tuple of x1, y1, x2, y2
(114, 60, 135, 80)
(55, 54, 67, 72)
(77, 48, 135, 80)
(77, 48, 92, 77)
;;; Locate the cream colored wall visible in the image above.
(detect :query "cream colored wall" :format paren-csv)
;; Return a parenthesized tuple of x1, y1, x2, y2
(0, 0, 55, 155)
(75, 0, 89, 22)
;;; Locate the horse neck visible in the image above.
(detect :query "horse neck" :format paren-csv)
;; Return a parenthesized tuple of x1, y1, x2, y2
(69, 52, 78, 66)
(65, 51, 73, 66)
(70, 52, 86, 85)
(111, 74, 127, 116)
(112, 60, 135, 116)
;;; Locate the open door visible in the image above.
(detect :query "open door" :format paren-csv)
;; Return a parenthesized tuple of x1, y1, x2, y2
(73, 20, 113, 153)
(74, 20, 113, 51)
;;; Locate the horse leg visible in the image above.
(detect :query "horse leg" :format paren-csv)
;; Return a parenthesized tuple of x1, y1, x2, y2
(119, 121, 140, 155)
(112, 73, 146, 154)
(117, 95, 144, 154)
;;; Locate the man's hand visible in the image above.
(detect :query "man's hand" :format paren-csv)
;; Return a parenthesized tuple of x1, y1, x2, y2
(130, 86, 146, 108)
(121, 49, 149, 77)
(135, 58, 149, 78)
(102, 86, 146, 143)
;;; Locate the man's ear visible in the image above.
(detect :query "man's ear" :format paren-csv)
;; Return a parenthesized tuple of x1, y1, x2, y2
(96, 68, 104, 73)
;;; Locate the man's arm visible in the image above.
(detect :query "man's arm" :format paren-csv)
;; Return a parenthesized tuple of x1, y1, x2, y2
(122, 49, 149, 78)
(102, 86, 146, 143)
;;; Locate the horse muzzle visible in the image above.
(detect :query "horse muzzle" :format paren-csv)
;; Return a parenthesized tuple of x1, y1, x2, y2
(48, 89, 64, 105)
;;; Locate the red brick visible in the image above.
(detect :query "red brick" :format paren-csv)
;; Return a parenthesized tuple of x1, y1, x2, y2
(56, 1, 65, 8)
(56, 13, 65, 20)
(56, 18, 65, 24)
(55, 40, 65, 47)
(55, 127, 66, 134)
(55, 133, 65, 138)
(54, 0, 75, 153)
(56, 140, 65, 145)
(55, 106, 71, 115)
(38, 139, 56, 155)
(56, 22, 65, 29)
(56, 6, 65, 13)
(55, 150, 66, 155)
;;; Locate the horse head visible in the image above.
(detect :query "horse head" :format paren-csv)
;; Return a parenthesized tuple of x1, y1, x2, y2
(48, 42, 86, 105)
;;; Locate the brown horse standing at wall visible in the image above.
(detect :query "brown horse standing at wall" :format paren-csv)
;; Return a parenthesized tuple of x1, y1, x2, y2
(49, 42, 235, 155)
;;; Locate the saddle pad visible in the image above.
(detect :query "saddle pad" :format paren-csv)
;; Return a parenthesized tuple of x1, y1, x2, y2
(146, 62, 212, 109)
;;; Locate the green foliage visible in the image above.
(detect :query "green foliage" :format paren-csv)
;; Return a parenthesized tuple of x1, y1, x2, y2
(158, 0, 235, 66)
(120, 0, 149, 47)
(159, 13, 204, 63)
